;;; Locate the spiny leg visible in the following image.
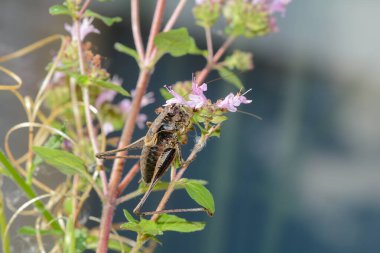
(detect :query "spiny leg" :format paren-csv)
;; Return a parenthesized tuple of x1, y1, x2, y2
(97, 155, 141, 160)
(133, 149, 176, 215)
(96, 137, 144, 159)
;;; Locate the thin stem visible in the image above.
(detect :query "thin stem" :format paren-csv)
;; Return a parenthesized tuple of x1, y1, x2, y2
(131, 0, 145, 61)
(78, 0, 92, 17)
(196, 36, 236, 85)
(70, 78, 84, 140)
(97, 69, 151, 253)
(163, 0, 187, 32)
(205, 27, 213, 64)
(148, 0, 187, 62)
(145, 0, 166, 60)
(74, 16, 108, 194)
(117, 162, 140, 195)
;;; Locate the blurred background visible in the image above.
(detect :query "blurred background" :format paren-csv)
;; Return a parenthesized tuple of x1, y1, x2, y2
(1, 1, 380, 253)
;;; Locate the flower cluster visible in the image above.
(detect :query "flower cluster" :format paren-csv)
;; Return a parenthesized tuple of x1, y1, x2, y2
(164, 78, 252, 112)
(64, 17, 100, 42)
(96, 76, 155, 134)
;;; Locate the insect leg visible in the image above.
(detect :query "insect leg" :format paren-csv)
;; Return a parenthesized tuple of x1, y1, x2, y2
(96, 155, 141, 160)
(133, 149, 176, 215)
(96, 137, 144, 159)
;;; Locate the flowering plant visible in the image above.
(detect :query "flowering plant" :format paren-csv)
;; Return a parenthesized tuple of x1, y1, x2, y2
(0, 0, 290, 252)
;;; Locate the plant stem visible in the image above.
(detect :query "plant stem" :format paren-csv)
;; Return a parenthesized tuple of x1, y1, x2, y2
(196, 36, 235, 84)
(131, 0, 145, 60)
(205, 27, 213, 64)
(117, 162, 140, 195)
(0, 188, 10, 253)
(97, 69, 151, 253)
(145, 0, 166, 61)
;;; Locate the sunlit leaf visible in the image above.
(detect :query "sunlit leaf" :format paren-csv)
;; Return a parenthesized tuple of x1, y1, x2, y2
(84, 10, 122, 26)
(114, 42, 139, 63)
(183, 179, 215, 215)
(33, 146, 86, 175)
(49, 5, 71, 16)
(18, 226, 63, 236)
(156, 214, 205, 233)
(216, 67, 244, 89)
(94, 80, 130, 97)
(154, 28, 192, 57)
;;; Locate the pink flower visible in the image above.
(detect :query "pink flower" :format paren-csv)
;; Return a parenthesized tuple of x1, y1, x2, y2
(163, 85, 188, 106)
(118, 98, 150, 129)
(95, 75, 123, 107)
(64, 17, 100, 41)
(136, 114, 148, 129)
(103, 122, 114, 135)
(131, 90, 155, 107)
(216, 89, 252, 112)
(268, 0, 291, 16)
(187, 79, 208, 109)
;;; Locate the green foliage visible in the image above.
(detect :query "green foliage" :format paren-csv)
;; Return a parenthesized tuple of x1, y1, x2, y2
(0, 150, 62, 231)
(193, 2, 221, 28)
(216, 67, 244, 89)
(114, 42, 139, 63)
(154, 28, 200, 57)
(156, 214, 205, 233)
(122, 210, 205, 238)
(18, 226, 63, 236)
(94, 79, 130, 97)
(49, 4, 72, 16)
(223, 0, 271, 38)
(182, 179, 215, 215)
(224, 50, 254, 72)
(33, 146, 86, 175)
(84, 10, 122, 26)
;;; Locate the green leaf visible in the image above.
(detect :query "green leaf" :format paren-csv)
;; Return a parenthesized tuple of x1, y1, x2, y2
(216, 67, 244, 90)
(114, 42, 139, 63)
(33, 147, 86, 175)
(156, 214, 205, 233)
(159, 88, 172, 100)
(188, 37, 207, 56)
(123, 209, 137, 223)
(0, 150, 62, 232)
(0, 166, 11, 178)
(49, 5, 71, 16)
(154, 28, 192, 57)
(183, 179, 215, 215)
(211, 115, 228, 124)
(18, 226, 63, 236)
(84, 10, 122, 26)
(94, 80, 130, 97)
(121, 218, 163, 236)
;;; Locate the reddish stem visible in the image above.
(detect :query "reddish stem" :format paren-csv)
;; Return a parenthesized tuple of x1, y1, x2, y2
(131, 0, 145, 60)
(145, 0, 166, 61)
(196, 36, 235, 85)
(117, 162, 140, 195)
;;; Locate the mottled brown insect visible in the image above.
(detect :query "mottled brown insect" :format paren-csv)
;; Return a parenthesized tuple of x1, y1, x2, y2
(96, 104, 194, 215)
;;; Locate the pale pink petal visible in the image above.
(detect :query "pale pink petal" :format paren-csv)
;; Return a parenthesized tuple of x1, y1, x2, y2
(103, 122, 114, 135)
(163, 85, 188, 106)
(119, 99, 132, 114)
(136, 114, 147, 129)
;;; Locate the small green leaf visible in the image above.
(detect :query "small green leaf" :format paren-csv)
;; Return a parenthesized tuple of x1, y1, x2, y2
(49, 5, 71, 16)
(114, 42, 139, 63)
(18, 226, 63, 236)
(211, 115, 228, 124)
(156, 214, 205, 233)
(121, 218, 162, 236)
(188, 37, 207, 56)
(216, 67, 244, 90)
(210, 127, 221, 138)
(94, 80, 130, 97)
(183, 180, 215, 215)
(159, 88, 172, 100)
(33, 147, 86, 175)
(154, 28, 192, 57)
(123, 209, 137, 223)
(84, 10, 122, 26)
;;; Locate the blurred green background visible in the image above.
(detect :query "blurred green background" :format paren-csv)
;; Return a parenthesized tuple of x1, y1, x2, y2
(1, 1, 380, 253)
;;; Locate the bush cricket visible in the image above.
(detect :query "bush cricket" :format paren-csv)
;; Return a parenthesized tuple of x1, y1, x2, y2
(96, 104, 206, 216)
